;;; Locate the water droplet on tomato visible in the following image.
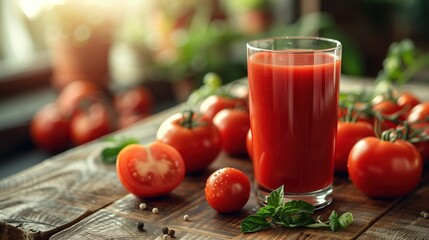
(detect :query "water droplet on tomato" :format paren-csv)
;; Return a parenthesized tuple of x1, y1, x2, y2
(146, 172, 153, 180)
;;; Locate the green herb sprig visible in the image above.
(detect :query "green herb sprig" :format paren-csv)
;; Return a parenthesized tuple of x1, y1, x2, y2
(240, 186, 354, 233)
(100, 136, 139, 164)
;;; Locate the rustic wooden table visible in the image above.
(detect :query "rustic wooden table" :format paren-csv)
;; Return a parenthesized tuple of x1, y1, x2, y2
(1, 77, 429, 240)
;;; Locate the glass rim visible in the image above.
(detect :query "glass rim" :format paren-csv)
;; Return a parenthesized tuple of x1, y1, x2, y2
(246, 36, 342, 53)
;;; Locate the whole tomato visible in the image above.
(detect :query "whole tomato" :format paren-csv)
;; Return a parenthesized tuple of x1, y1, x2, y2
(205, 167, 251, 213)
(407, 102, 429, 123)
(30, 103, 71, 152)
(348, 134, 423, 198)
(200, 95, 247, 120)
(334, 121, 375, 173)
(56, 80, 105, 117)
(213, 108, 250, 156)
(115, 86, 154, 115)
(156, 110, 222, 174)
(397, 91, 420, 113)
(372, 100, 405, 131)
(70, 101, 115, 145)
(117, 142, 185, 198)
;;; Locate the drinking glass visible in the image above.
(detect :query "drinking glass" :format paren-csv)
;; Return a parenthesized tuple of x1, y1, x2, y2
(247, 36, 342, 209)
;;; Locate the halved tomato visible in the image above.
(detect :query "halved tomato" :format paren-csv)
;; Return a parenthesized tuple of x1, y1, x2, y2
(116, 142, 185, 198)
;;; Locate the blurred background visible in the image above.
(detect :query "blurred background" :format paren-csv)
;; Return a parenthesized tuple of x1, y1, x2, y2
(1, 0, 429, 178)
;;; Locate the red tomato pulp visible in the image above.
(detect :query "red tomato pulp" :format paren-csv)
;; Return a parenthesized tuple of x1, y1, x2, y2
(248, 52, 340, 193)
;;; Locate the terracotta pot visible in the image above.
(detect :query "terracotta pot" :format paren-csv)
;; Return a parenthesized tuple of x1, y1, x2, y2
(50, 31, 111, 90)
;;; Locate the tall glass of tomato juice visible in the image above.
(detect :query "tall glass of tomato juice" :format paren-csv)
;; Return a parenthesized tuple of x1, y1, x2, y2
(247, 37, 341, 209)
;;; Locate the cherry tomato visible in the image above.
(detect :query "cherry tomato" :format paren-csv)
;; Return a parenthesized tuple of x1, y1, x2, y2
(407, 102, 429, 123)
(200, 95, 247, 120)
(116, 142, 185, 197)
(397, 91, 420, 113)
(30, 103, 71, 152)
(334, 121, 375, 172)
(213, 108, 250, 156)
(56, 80, 104, 116)
(205, 167, 251, 213)
(70, 102, 114, 145)
(372, 100, 405, 131)
(115, 86, 154, 115)
(348, 136, 423, 198)
(156, 110, 222, 174)
(246, 129, 253, 160)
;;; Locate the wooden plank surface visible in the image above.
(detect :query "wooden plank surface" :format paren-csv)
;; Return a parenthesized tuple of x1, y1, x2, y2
(0, 107, 180, 240)
(1, 77, 429, 240)
(49, 151, 420, 240)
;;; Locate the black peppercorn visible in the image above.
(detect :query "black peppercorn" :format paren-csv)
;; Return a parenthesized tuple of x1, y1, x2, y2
(137, 221, 145, 231)
(162, 226, 169, 234)
(168, 229, 176, 237)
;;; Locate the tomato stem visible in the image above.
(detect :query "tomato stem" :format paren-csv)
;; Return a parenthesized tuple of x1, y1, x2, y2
(181, 109, 195, 129)
(180, 109, 207, 129)
(381, 129, 403, 142)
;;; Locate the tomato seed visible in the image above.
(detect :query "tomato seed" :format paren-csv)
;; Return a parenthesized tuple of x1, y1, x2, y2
(152, 207, 159, 214)
(162, 226, 169, 234)
(137, 222, 145, 231)
(183, 215, 190, 221)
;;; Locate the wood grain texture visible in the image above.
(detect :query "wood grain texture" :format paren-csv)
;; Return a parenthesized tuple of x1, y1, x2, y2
(49, 152, 407, 240)
(0, 106, 180, 240)
(357, 172, 429, 240)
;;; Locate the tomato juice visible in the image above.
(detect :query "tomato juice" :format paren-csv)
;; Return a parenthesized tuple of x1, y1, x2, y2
(248, 51, 340, 194)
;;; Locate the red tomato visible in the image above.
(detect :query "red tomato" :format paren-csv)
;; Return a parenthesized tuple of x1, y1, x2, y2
(397, 91, 420, 113)
(372, 100, 405, 131)
(115, 86, 154, 115)
(213, 108, 250, 156)
(30, 103, 71, 152)
(334, 121, 375, 172)
(56, 80, 104, 116)
(205, 167, 251, 213)
(156, 111, 222, 174)
(246, 129, 253, 160)
(407, 102, 429, 123)
(116, 142, 185, 197)
(200, 95, 247, 120)
(70, 102, 114, 145)
(348, 137, 423, 198)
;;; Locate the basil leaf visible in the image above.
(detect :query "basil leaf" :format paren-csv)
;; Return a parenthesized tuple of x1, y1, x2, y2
(241, 215, 272, 233)
(100, 137, 139, 164)
(289, 214, 316, 227)
(282, 200, 315, 215)
(256, 205, 276, 217)
(267, 185, 284, 207)
(240, 187, 354, 233)
(338, 212, 354, 229)
(329, 210, 340, 231)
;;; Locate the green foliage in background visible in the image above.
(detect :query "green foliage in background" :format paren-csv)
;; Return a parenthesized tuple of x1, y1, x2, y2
(267, 12, 366, 76)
